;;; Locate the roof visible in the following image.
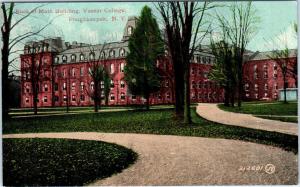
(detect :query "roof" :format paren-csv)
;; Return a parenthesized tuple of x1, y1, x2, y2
(247, 49, 297, 61)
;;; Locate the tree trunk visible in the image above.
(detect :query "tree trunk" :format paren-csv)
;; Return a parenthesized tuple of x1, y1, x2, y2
(173, 59, 184, 120)
(145, 93, 150, 110)
(237, 57, 243, 108)
(283, 72, 288, 104)
(224, 85, 230, 107)
(183, 64, 191, 124)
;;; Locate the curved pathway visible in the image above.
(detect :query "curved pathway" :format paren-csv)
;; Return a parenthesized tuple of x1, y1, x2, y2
(197, 103, 298, 136)
(3, 132, 297, 185)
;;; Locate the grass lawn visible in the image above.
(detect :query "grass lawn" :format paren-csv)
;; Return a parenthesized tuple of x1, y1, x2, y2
(218, 102, 298, 123)
(3, 138, 137, 186)
(4, 108, 298, 154)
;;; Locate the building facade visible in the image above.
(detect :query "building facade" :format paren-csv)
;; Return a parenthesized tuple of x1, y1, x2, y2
(20, 17, 297, 108)
(20, 17, 223, 108)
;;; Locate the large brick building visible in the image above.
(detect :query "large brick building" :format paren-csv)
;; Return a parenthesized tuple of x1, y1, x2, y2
(20, 17, 297, 108)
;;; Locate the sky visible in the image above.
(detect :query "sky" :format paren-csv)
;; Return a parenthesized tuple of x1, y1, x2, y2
(6, 1, 298, 73)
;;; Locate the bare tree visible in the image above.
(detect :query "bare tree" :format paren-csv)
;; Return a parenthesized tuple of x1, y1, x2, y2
(1, 2, 56, 118)
(216, 2, 259, 107)
(156, 2, 214, 124)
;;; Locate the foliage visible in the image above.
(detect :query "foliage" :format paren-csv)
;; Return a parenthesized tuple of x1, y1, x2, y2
(125, 6, 164, 109)
(4, 108, 298, 154)
(3, 138, 137, 186)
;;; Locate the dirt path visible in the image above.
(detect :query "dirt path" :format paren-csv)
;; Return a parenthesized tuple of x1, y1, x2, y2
(196, 103, 298, 135)
(3, 132, 297, 185)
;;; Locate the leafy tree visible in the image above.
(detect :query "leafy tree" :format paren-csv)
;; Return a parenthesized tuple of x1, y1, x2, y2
(124, 6, 164, 110)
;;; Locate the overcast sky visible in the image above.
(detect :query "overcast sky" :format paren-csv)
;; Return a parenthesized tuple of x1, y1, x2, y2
(8, 1, 298, 74)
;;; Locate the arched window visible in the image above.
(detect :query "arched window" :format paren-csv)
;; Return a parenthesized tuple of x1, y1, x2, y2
(127, 26, 133, 35)
(43, 44, 48, 52)
(120, 80, 125, 88)
(44, 84, 48, 92)
(120, 92, 125, 100)
(91, 81, 94, 90)
(120, 62, 125, 72)
(110, 64, 114, 74)
(80, 54, 85, 61)
(71, 54, 76, 62)
(109, 50, 115, 58)
(62, 55, 67, 63)
(89, 52, 95, 60)
(119, 48, 125, 57)
(100, 51, 105, 59)
(110, 80, 114, 88)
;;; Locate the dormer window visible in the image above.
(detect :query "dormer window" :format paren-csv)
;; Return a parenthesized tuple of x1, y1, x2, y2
(55, 57, 59, 63)
(100, 51, 105, 59)
(127, 26, 133, 35)
(71, 54, 76, 62)
(120, 48, 125, 57)
(109, 50, 115, 58)
(80, 54, 85, 61)
(43, 44, 48, 52)
(89, 52, 95, 60)
(62, 55, 67, 63)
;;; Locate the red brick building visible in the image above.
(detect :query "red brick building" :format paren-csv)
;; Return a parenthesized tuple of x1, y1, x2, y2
(243, 50, 297, 101)
(20, 17, 297, 108)
(20, 17, 223, 108)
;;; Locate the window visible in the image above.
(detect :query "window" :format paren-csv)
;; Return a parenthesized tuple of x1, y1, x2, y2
(274, 92, 278, 99)
(264, 84, 268, 91)
(80, 82, 84, 91)
(72, 68, 76, 77)
(80, 54, 84, 61)
(110, 93, 115, 101)
(274, 83, 278, 90)
(110, 80, 114, 88)
(55, 57, 59, 63)
(120, 48, 125, 57)
(100, 51, 105, 59)
(191, 81, 196, 89)
(198, 82, 202, 89)
(255, 93, 258, 99)
(109, 50, 115, 58)
(273, 64, 278, 78)
(43, 96, 48, 103)
(244, 83, 249, 91)
(100, 81, 104, 89)
(203, 72, 208, 78)
(44, 84, 48, 92)
(72, 82, 76, 91)
(63, 82, 67, 91)
(63, 95, 67, 102)
(89, 52, 95, 60)
(120, 80, 125, 88)
(254, 65, 258, 79)
(120, 92, 125, 100)
(191, 68, 195, 75)
(192, 93, 196, 99)
(254, 84, 258, 91)
(263, 64, 268, 79)
(158, 94, 162, 100)
(120, 63, 125, 72)
(246, 93, 250, 97)
(54, 96, 59, 102)
(165, 80, 169, 87)
(62, 55, 67, 63)
(166, 92, 171, 100)
(25, 97, 29, 103)
(127, 26, 133, 35)
(198, 93, 202, 99)
(26, 71, 30, 80)
(80, 95, 85, 101)
(71, 54, 76, 62)
(91, 81, 94, 90)
(80, 67, 84, 76)
(132, 95, 136, 100)
(110, 64, 114, 74)
(25, 84, 30, 93)
(72, 95, 76, 102)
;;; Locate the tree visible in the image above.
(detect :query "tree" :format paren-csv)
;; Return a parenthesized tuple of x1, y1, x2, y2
(1, 3, 55, 119)
(209, 40, 236, 107)
(156, 2, 214, 123)
(216, 2, 259, 107)
(124, 6, 164, 110)
(85, 45, 111, 112)
(268, 48, 294, 104)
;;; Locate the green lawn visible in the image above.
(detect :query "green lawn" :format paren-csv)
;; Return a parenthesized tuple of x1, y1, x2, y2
(4, 108, 298, 153)
(218, 102, 298, 123)
(3, 138, 137, 186)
